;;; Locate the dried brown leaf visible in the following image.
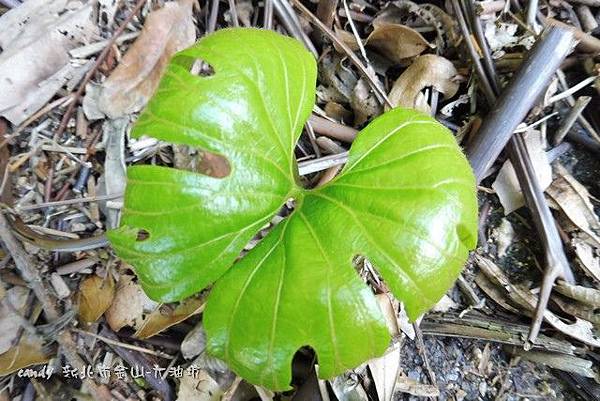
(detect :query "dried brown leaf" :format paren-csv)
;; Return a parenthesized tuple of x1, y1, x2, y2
(134, 295, 205, 339)
(474, 272, 521, 314)
(507, 348, 599, 380)
(387, 54, 458, 113)
(77, 274, 115, 324)
(97, 0, 196, 118)
(555, 282, 600, 308)
(0, 336, 52, 376)
(0, 0, 97, 124)
(394, 376, 440, 397)
(105, 274, 156, 331)
(350, 77, 382, 126)
(177, 369, 223, 401)
(330, 372, 369, 401)
(333, 26, 360, 52)
(573, 237, 600, 283)
(368, 342, 401, 401)
(366, 23, 431, 63)
(475, 255, 600, 347)
(546, 165, 600, 247)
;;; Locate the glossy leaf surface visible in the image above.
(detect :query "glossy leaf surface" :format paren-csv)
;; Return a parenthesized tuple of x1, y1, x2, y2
(108, 28, 315, 301)
(108, 28, 477, 390)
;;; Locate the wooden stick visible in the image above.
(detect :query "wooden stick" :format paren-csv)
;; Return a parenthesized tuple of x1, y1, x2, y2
(576, 5, 598, 33)
(543, 18, 600, 53)
(0, 0, 20, 8)
(465, 27, 575, 180)
(564, 0, 600, 7)
(553, 96, 592, 145)
(273, 0, 318, 56)
(454, 0, 577, 345)
(308, 115, 358, 142)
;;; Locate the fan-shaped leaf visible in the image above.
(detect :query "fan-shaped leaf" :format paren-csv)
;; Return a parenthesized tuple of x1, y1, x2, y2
(107, 28, 477, 390)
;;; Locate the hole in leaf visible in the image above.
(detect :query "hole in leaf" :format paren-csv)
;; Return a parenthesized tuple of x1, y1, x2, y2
(196, 151, 230, 177)
(353, 255, 386, 294)
(190, 59, 215, 77)
(136, 229, 150, 241)
(172, 54, 215, 77)
(173, 145, 231, 178)
(290, 346, 317, 389)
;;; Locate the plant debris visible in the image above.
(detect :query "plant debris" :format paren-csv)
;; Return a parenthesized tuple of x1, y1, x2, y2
(1, 0, 600, 399)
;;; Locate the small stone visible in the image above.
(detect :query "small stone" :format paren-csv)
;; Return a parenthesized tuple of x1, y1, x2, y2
(479, 381, 488, 396)
(50, 272, 71, 299)
(407, 369, 421, 381)
(70, 222, 87, 232)
(446, 370, 459, 381)
(181, 322, 206, 359)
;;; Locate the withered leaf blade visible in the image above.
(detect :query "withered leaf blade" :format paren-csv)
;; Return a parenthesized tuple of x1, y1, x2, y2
(96, 0, 196, 118)
(333, 26, 361, 52)
(105, 274, 157, 331)
(0, 0, 97, 124)
(77, 274, 115, 324)
(546, 165, 600, 247)
(134, 295, 205, 339)
(387, 54, 459, 113)
(475, 255, 600, 347)
(368, 342, 401, 401)
(366, 23, 431, 63)
(394, 376, 440, 397)
(555, 281, 600, 308)
(0, 336, 52, 376)
(573, 237, 600, 283)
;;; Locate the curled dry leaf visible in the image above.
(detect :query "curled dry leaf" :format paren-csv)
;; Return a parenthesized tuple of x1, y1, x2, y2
(395, 376, 440, 397)
(333, 26, 360, 52)
(105, 274, 156, 331)
(387, 54, 459, 113)
(350, 77, 382, 126)
(555, 281, 600, 308)
(368, 342, 401, 401)
(134, 295, 205, 339)
(330, 372, 370, 401)
(546, 165, 600, 247)
(475, 254, 600, 347)
(0, 336, 52, 376)
(96, 0, 196, 118)
(0, 0, 97, 124)
(506, 348, 599, 381)
(77, 274, 115, 324)
(573, 236, 600, 283)
(366, 23, 431, 64)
